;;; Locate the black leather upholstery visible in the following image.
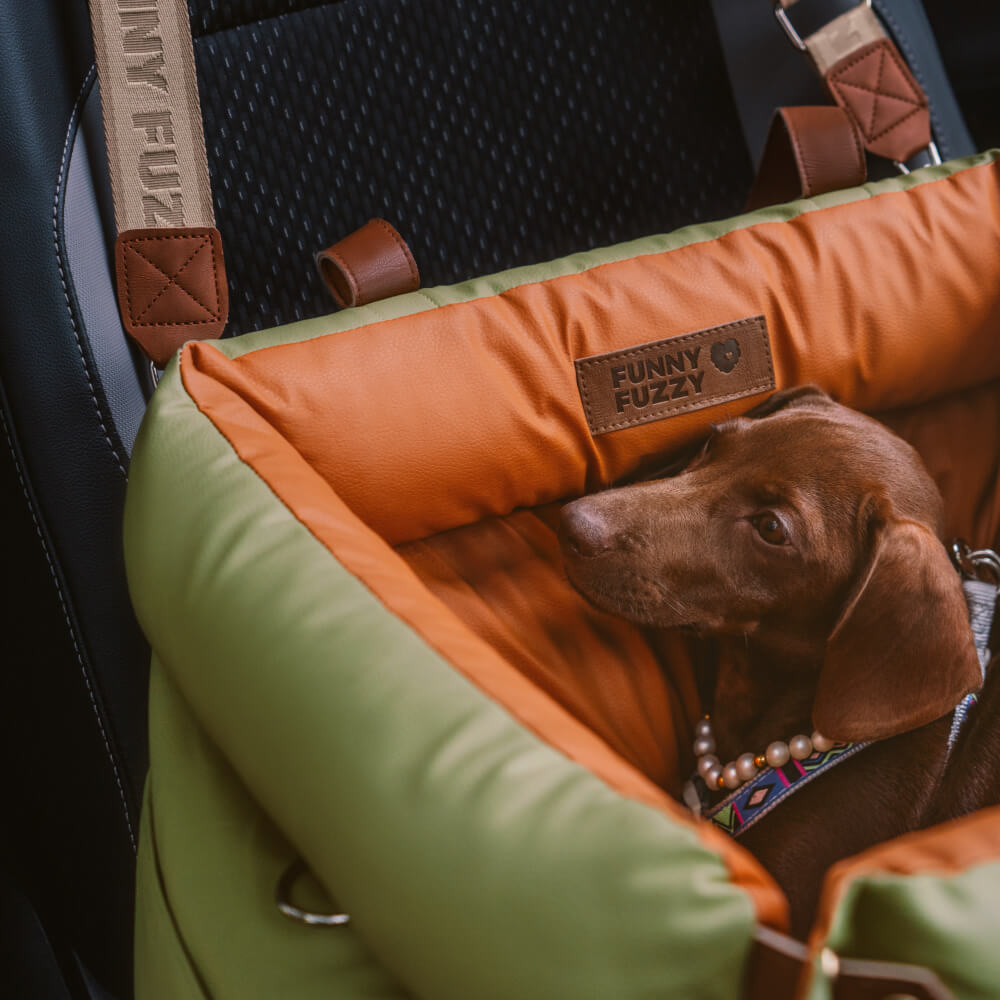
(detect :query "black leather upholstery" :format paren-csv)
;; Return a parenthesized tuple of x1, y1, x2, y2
(0, 3, 147, 994)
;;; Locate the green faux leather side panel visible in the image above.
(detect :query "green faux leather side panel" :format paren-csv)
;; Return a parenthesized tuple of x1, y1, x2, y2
(210, 151, 998, 364)
(135, 660, 407, 1000)
(803, 863, 1000, 1000)
(125, 363, 757, 999)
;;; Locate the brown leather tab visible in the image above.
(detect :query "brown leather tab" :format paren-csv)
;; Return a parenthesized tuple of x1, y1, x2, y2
(316, 219, 420, 309)
(835, 956, 955, 1000)
(574, 316, 774, 437)
(747, 106, 866, 210)
(825, 38, 932, 162)
(743, 926, 806, 1000)
(115, 226, 228, 366)
(743, 926, 956, 1000)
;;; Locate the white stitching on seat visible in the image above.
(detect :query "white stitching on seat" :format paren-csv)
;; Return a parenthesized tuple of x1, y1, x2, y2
(0, 402, 137, 851)
(53, 65, 128, 481)
(37, 64, 137, 850)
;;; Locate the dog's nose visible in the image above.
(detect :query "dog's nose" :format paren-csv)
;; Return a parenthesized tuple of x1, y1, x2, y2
(560, 502, 615, 557)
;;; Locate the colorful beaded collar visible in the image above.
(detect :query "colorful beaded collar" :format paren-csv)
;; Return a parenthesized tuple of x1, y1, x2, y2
(688, 695, 978, 838)
(689, 540, 992, 838)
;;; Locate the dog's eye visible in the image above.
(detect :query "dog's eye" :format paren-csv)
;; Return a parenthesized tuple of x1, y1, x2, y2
(754, 512, 787, 546)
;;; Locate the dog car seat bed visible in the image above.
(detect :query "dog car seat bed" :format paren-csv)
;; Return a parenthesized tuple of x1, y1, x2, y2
(125, 151, 1000, 1000)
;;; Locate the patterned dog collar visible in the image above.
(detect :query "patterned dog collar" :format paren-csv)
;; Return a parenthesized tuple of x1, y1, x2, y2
(701, 692, 979, 838)
(703, 741, 867, 837)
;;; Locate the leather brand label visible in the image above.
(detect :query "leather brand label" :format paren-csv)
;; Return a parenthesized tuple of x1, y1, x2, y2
(574, 316, 774, 436)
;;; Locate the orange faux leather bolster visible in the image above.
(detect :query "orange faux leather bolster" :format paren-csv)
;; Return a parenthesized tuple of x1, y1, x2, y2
(115, 226, 228, 365)
(189, 157, 1000, 547)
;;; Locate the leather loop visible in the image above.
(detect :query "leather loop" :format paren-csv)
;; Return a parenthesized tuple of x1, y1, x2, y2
(746, 106, 866, 210)
(744, 926, 956, 1000)
(316, 219, 420, 309)
(835, 956, 956, 1000)
(825, 37, 932, 162)
(743, 926, 806, 1000)
(114, 226, 228, 366)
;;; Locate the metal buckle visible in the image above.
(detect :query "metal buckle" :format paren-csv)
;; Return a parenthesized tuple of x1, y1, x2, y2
(276, 859, 351, 927)
(774, 0, 872, 52)
(894, 141, 943, 175)
(950, 539, 1000, 583)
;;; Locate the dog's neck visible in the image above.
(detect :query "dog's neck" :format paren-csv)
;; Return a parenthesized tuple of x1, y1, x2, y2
(710, 635, 824, 765)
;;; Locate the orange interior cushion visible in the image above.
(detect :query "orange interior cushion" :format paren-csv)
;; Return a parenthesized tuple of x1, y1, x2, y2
(176, 157, 1000, 930)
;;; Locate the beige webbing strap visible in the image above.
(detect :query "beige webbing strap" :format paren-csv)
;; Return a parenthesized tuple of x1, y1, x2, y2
(89, 0, 228, 365)
(776, 0, 883, 76)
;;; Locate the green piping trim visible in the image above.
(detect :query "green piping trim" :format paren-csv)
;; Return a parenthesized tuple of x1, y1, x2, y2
(193, 150, 999, 367)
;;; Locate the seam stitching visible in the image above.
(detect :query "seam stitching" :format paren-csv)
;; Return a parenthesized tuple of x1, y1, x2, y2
(125, 235, 218, 322)
(51, 64, 136, 848)
(54, 65, 128, 481)
(0, 403, 136, 851)
(574, 318, 774, 434)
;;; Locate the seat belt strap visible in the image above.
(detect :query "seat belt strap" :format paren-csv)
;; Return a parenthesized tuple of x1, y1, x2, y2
(88, 0, 228, 366)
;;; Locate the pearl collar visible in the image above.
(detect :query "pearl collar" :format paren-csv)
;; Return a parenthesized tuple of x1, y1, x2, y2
(690, 696, 979, 839)
(693, 716, 836, 792)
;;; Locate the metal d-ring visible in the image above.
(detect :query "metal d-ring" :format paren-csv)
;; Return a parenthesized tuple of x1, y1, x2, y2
(276, 858, 350, 927)
(950, 539, 1000, 583)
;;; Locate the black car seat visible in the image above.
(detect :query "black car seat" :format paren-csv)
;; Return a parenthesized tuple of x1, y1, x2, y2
(0, 2, 979, 996)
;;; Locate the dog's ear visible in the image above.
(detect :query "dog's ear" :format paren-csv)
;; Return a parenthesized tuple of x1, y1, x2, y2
(813, 510, 982, 743)
(744, 384, 834, 420)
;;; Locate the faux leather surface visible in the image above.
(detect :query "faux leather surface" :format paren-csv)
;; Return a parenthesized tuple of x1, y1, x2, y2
(316, 218, 420, 308)
(0, 2, 148, 994)
(127, 364, 771, 999)
(206, 156, 1000, 548)
(574, 316, 774, 435)
(126, 157, 1000, 995)
(64, 83, 148, 455)
(115, 226, 228, 364)
(826, 38, 932, 161)
(746, 106, 866, 209)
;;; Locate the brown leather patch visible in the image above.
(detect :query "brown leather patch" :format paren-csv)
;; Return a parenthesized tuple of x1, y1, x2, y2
(574, 316, 774, 436)
(115, 226, 228, 366)
(826, 38, 931, 162)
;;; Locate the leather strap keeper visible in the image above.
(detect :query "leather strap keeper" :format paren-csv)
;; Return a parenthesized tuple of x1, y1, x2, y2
(746, 106, 866, 210)
(316, 219, 420, 309)
(744, 925, 956, 1000)
(825, 37, 932, 163)
(115, 226, 229, 367)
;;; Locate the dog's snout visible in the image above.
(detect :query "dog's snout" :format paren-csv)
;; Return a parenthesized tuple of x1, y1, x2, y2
(560, 502, 616, 558)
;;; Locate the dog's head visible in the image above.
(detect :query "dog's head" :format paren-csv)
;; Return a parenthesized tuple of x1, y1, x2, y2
(560, 386, 982, 741)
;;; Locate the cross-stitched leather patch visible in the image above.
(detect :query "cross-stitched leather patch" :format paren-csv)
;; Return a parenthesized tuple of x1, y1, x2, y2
(115, 226, 229, 365)
(826, 38, 931, 162)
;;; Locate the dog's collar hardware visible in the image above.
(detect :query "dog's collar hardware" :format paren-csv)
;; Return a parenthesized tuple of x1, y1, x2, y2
(949, 538, 1000, 677)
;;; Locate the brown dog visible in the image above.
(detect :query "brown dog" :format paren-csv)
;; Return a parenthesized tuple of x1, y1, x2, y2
(559, 386, 986, 935)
